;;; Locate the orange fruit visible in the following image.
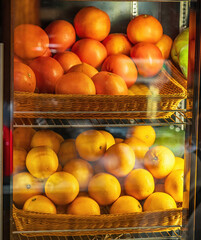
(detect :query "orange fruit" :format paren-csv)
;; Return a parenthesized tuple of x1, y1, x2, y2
(26, 146, 59, 179)
(114, 138, 124, 144)
(92, 71, 128, 95)
(99, 130, 115, 150)
(53, 51, 81, 73)
(144, 146, 175, 179)
(71, 39, 107, 69)
(30, 130, 64, 154)
(45, 171, 79, 205)
(143, 192, 177, 211)
(13, 127, 36, 151)
(75, 130, 106, 162)
(13, 147, 27, 174)
(124, 169, 155, 200)
(127, 14, 163, 44)
(110, 195, 142, 214)
(14, 62, 36, 92)
(156, 34, 173, 59)
(74, 6, 110, 41)
(23, 195, 57, 214)
(126, 126, 156, 147)
(13, 172, 43, 208)
(102, 33, 132, 56)
(67, 62, 98, 78)
(124, 137, 149, 161)
(14, 24, 49, 59)
(164, 169, 184, 202)
(45, 20, 76, 53)
(88, 173, 121, 205)
(172, 157, 184, 171)
(58, 139, 78, 167)
(101, 54, 138, 88)
(103, 143, 135, 177)
(55, 72, 96, 95)
(63, 158, 93, 191)
(67, 196, 100, 215)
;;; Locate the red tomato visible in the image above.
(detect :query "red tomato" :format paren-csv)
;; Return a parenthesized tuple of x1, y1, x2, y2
(14, 24, 49, 59)
(101, 54, 138, 88)
(45, 20, 76, 53)
(130, 43, 164, 77)
(127, 15, 163, 44)
(14, 62, 36, 92)
(29, 56, 64, 93)
(71, 39, 107, 69)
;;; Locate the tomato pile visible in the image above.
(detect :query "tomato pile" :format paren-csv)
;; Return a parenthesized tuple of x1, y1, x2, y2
(14, 6, 173, 95)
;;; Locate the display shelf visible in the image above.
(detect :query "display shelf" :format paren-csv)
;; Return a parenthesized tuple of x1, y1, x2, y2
(11, 230, 182, 240)
(13, 111, 191, 128)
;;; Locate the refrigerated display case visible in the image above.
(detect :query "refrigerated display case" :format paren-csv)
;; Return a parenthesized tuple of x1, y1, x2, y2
(1, 0, 201, 239)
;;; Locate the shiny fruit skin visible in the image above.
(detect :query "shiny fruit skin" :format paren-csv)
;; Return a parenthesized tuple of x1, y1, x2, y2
(67, 62, 98, 78)
(45, 20, 76, 53)
(23, 195, 57, 214)
(101, 54, 138, 88)
(45, 171, 79, 205)
(29, 56, 64, 93)
(14, 62, 36, 92)
(74, 6, 110, 41)
(130, 42, 164, 77)
(103, 143, 135, 177)
(92, 71, 128, 95)
(127, 14, 163, 44)
(13, 172, 43, 208)
(53, 51, 81, 73)
(75, 130, 106, 162)
(14, 24, 49, 59)
(102, 33, 132, 56)
(67, 196, 100, 215)
(156, 34, 173, 59)
(55, 72, 96, 95)
(99, 130, 115, 150)
(71, 39, 107, 69)
(13, 147, 27, 174)
(88, 173, 121, 205)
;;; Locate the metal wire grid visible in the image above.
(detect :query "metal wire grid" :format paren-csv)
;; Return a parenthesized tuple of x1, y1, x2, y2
(13, 112, 191, 128)
(11, 229, 182, 240)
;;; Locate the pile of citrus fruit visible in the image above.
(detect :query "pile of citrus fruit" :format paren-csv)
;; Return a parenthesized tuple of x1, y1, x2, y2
(13, 126, 189, 215)
(14, 6, 173, 95)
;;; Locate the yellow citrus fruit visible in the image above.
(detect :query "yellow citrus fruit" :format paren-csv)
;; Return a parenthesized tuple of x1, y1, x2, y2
(129, 83, 152, 95)
(75, 130, 106, 161)
(143, 192, 177, 211)
(164, 169, 184, 202)
(26, 146, 59, 179)
(31, 130, 64, 154)
(23, 195, 57, 214)
(144, 146, 175, 179)
(45, 171, 79, 205)
(67, 196, 100, 215)
(103, 143, 135, 177)
(13, 172, 43, 208)
(13, 127, 36, 151)
(88, 173, 121, 205)
(110, 195, 142, 214)
(63, 158, 93, 191)
(126, 126, 156, 147)
(114, 138, 124, 144)
(58, 139, 78, 166)
(13, 147, 27, 174)
(172, 157, 184, 171)
(124, 137, 149, 161)
(99, 130, 115, 149)
(124, 169, 155, 200)
(128, 89, 135, 95)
